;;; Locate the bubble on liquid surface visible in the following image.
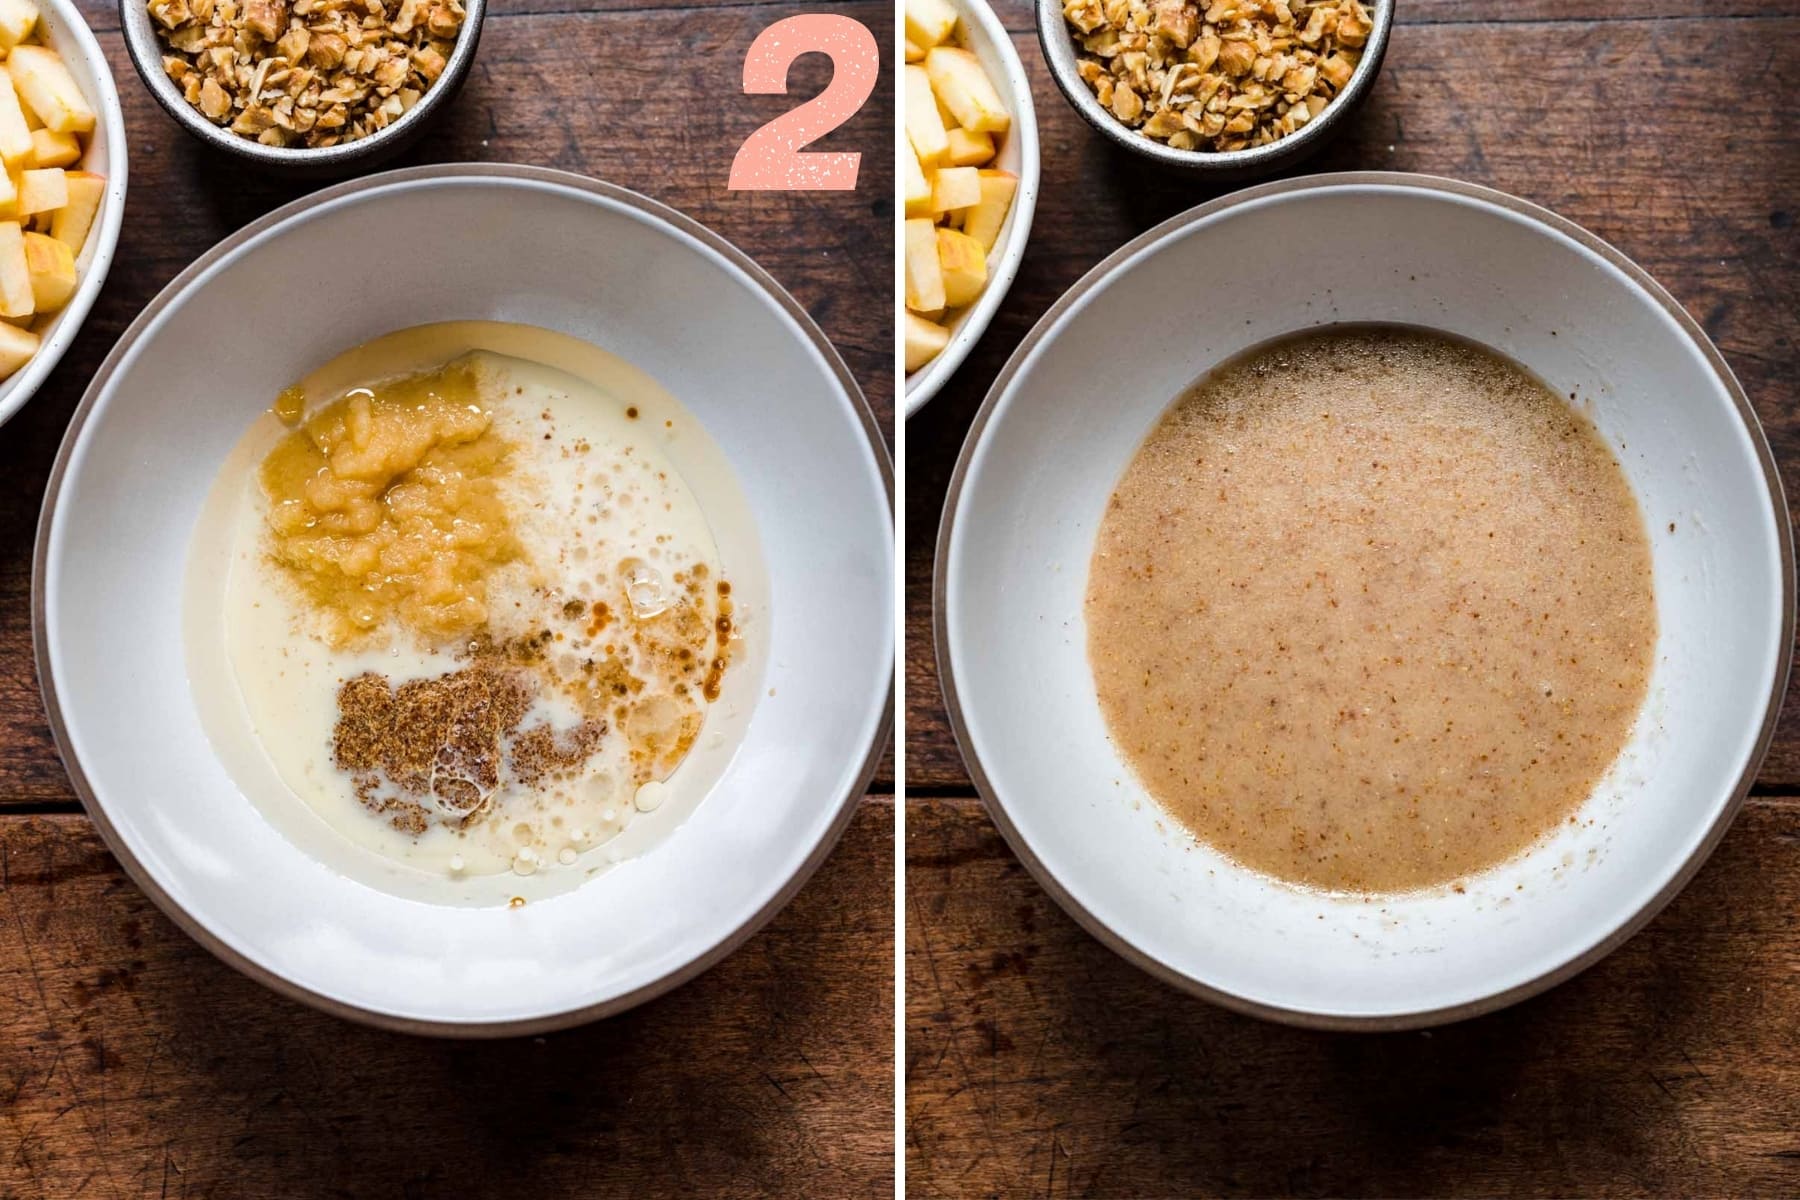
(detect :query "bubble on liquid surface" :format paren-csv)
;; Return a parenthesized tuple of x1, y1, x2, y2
(635, 781, 670, 813)
(621, 557, 669, 619)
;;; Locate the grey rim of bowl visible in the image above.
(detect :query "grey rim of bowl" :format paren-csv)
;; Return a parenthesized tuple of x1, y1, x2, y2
(934, 170, 1797, 1031)
(1035, 0, 1394, 172)
(118, 0, 486, 167)
(33, 163, 895, 1038)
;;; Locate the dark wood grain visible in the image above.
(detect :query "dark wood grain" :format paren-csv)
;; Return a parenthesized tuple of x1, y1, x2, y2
(2, 800, 893, 1198)
(906, 11, 1800, 791)
(905, 795, 1800, 1198)
(0, 0, 894, 806)
(71, 0, 848, 33)
(0, 2, 894, 1195)
(979, 0, 1800, 31)
(905, 8, 1800, 1198)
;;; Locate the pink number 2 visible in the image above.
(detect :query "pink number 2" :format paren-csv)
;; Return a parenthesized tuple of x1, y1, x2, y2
(729, 14, 879, 191)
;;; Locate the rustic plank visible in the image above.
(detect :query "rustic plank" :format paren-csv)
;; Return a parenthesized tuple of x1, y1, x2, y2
(982, 0, 1800, 33)
(0, 1, 894, 806)
(0, 798, 892, 1198)
(1, 3, 897, 1188)
(72, 0, 868, 35)
(906, 15, 1800, 791)
(904, 794, 1800, 1198)
(1396, 0, 1800, 19)
(90, 0, 1790, 36)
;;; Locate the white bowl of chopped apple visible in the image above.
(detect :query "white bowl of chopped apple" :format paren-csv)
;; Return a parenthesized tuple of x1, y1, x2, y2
(902, 0, 1038, 418)
(0, 0, 123, 429)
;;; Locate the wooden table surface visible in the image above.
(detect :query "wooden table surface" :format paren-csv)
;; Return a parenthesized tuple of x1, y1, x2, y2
(905, 1, 1800, 1196)
(0, 2, 894, 1196)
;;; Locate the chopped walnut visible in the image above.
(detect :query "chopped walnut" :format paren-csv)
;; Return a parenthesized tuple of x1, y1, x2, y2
(1061, 0, 1372, 153)
(150, 0, 463, 149)
(148, 0, 191, 29)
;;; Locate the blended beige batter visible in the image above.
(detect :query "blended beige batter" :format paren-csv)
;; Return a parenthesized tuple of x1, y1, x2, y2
(1086, 326, 1656, 894)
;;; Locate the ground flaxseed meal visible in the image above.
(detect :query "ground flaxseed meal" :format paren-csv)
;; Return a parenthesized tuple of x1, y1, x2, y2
(332, 644, 607, 833)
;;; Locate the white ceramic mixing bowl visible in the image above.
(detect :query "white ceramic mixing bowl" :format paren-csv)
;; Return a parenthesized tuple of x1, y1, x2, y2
(36, 165, 893, 1035)
(937, 172, 1792, 1029)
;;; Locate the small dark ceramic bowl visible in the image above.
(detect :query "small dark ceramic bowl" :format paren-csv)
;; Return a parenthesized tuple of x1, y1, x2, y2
(1036, 0, 1393, 179)
(119, 0, 485, 177)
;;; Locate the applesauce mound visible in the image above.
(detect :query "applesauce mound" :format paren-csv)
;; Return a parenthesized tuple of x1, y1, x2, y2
(258, 358, 519, 646)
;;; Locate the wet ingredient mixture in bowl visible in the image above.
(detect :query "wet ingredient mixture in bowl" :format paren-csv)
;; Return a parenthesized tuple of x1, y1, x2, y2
(1087, 326, 1657, 894)
(188, 321, 757, 893)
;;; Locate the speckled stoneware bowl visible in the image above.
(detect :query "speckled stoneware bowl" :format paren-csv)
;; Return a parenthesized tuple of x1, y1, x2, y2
(119, 0, 485, 176)
(905, 0, 1040, 418)
(1036, 0, 1393, 178)
(0, 0, 127, 429)
(938, 173, 1793, 1029)
(36, 165, 893, 1034)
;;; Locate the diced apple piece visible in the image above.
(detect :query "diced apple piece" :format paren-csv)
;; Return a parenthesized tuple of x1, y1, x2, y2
(925, 47, 1010, 134)
(904, 217, 945, 313)
(929, 164, 981, 214)
(17, 166, 63, 215)
(7, 46, 95, 134)
(934, 88, 957, 129)
(0, 74, 32, 169)
(0, 166, 17, 219)
(904, 311, 950, 373)
(0, 220, 31, 317)
(903, 143, 932, 219)
(904, 0, 958, 51)
(904, 39, 923, 63)
(0, 0, 38, 51)
(0, 317, 37, 378)
(903, 64, 948, 168)
(23, 229, 71, 310)
(936, 227, 987, 309)
(945, 127, 994, 167)
(29, 127, 78, 168)
(50, 169, 100, 253)
(962, 169, 1018, 251)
